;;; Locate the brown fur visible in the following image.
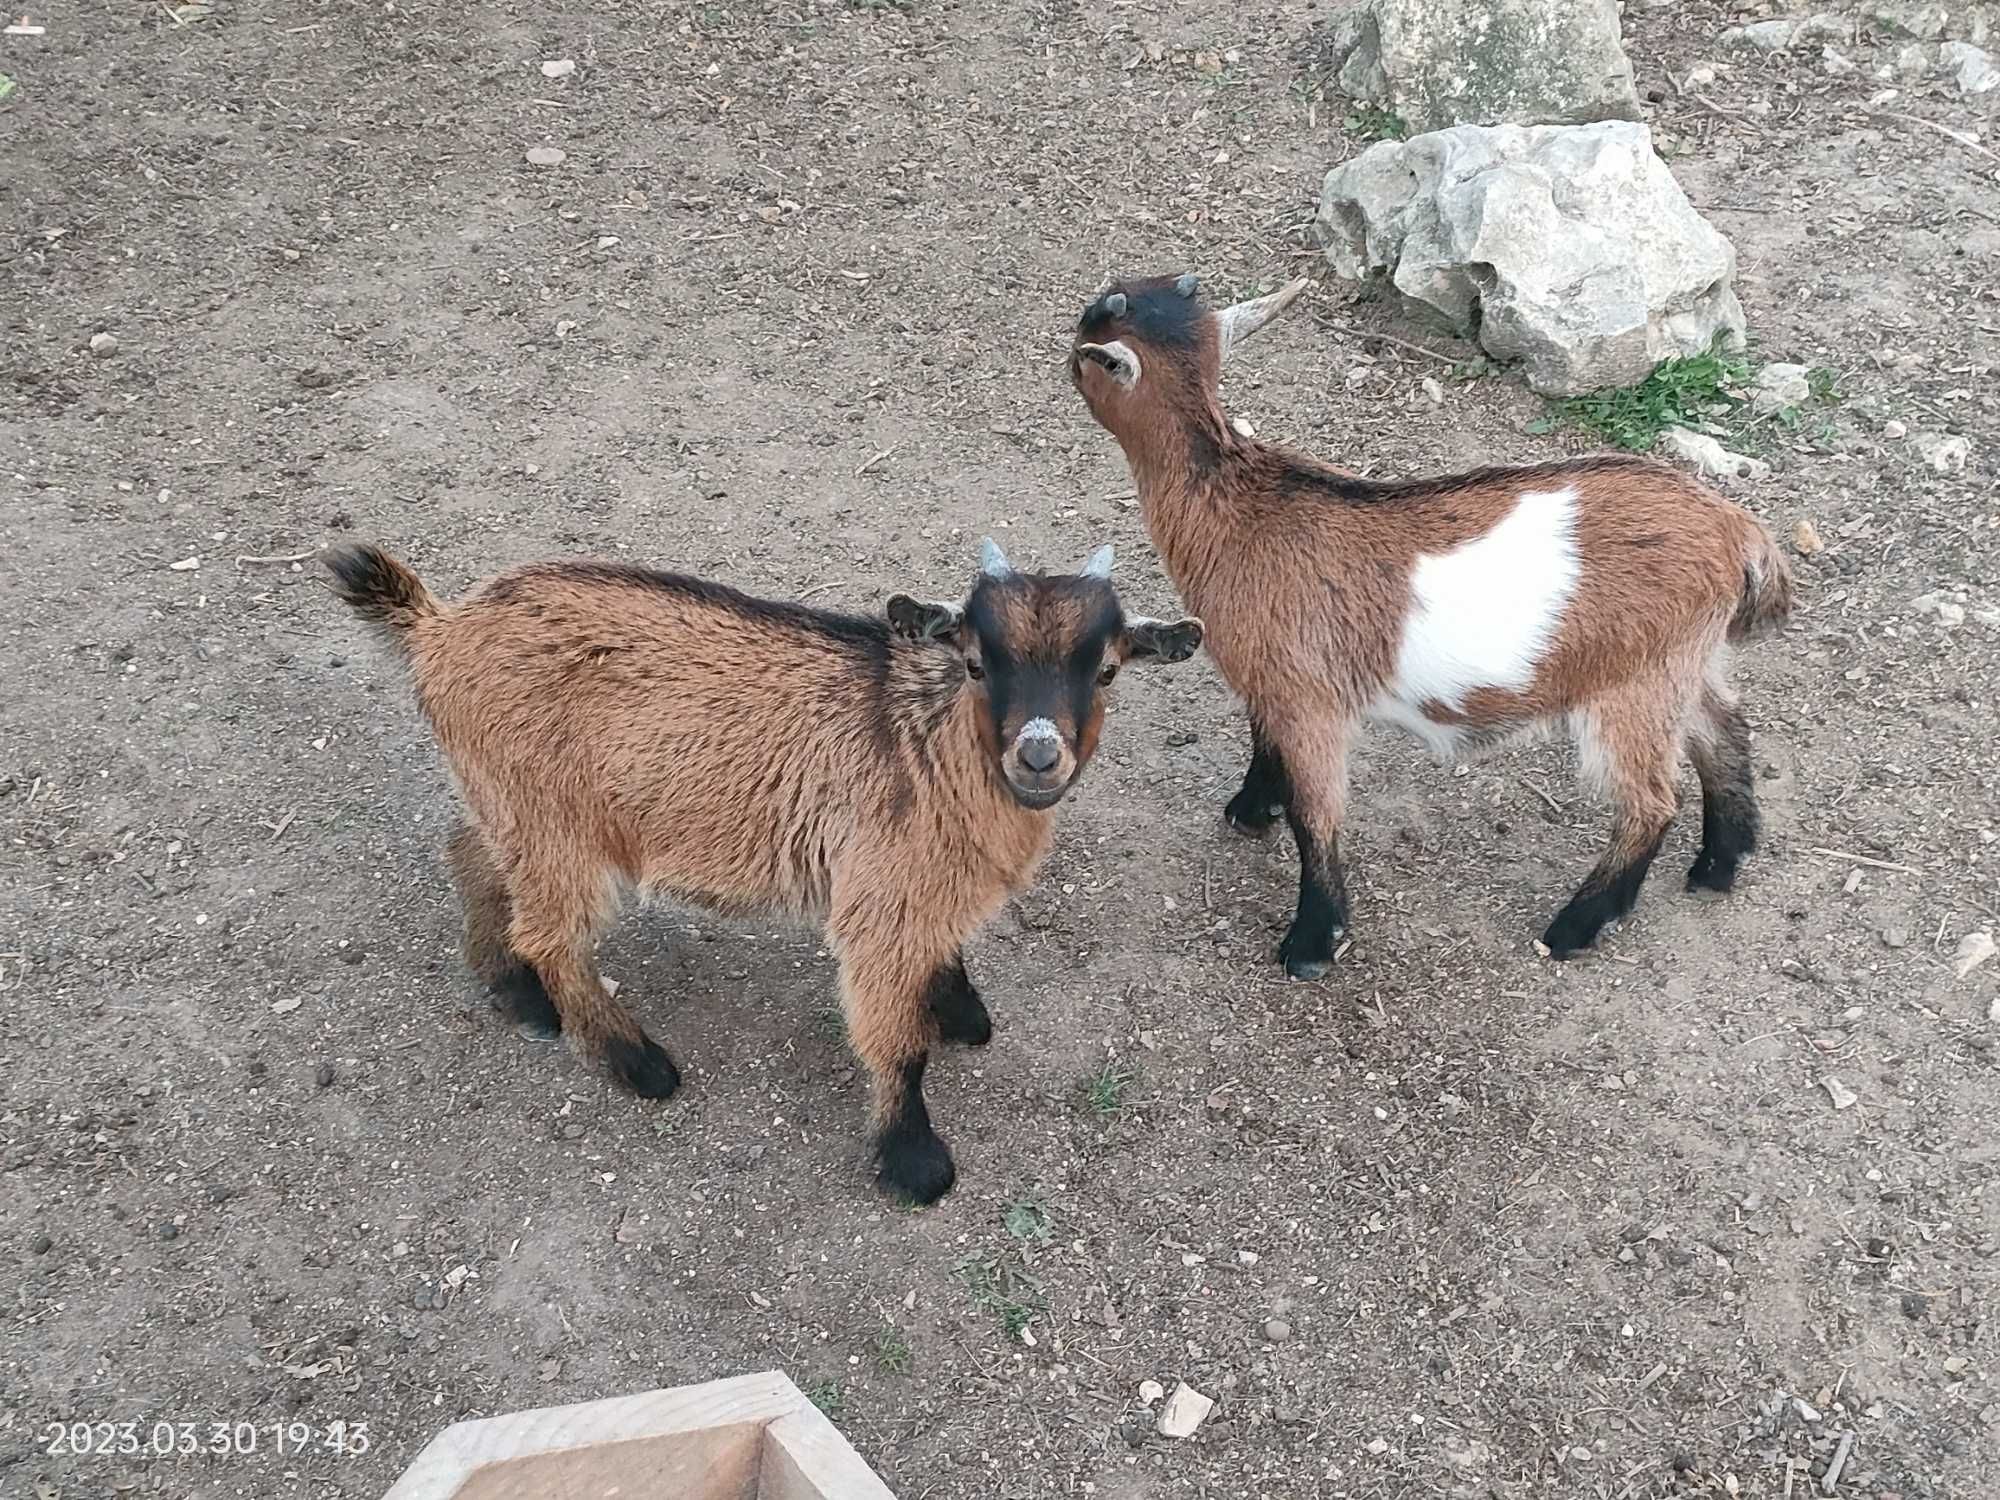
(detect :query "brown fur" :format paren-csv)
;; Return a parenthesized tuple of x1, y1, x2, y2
(1070, 274, 1791, 964)
(326, 543, 1195, 1202)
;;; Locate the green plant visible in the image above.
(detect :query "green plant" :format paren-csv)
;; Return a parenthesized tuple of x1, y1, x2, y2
(1806, 365, 1842, 403)
(813, 1002, 847, 1042)
(1003, 1198, 1052, 1244)
(803, 1378, 845, 1416)
(1535, 338, 1752, 452)
(956, 1255, 1044, 1339)
(873, 1326, 912, 1375)
(1343, 104, 1408, 142)
(1082, 1060, 1137, 1116)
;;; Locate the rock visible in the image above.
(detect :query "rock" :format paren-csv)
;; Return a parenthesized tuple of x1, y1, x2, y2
(314, 1062, 335, 1089)
(1940, 40, 2000, 91)
(1316, 121, 1744, 395)
(1752, 361, 1812, 415)
(1156, 1382, 1215, 1438)
(1937, 601, 1966, 627)
(1796, 13, 1854, 44)
(1659, 427, 1770, 481)
(1138, 1379, 1165, 1406)
(1954, 930, 1995, 979)
(1823, 45, 1857, 74)
(540, 58, 576, 78)
(1883, 418, 1909, 440)
(1325, 0, 1640, 133)
(1882, 927, 1910, 949)
(524, 146, 567, 167)
(1821, 1076, 1859, 1110)
(1902, 1291, 1933, 1319)
(1914, 432, 1970, 472)
(1721, 19, 1800, 51)
(1793, 518, 1825, 555)
(1894, 41, 1935, 75)
(88, 332, 119, 358)
(29, 1232, 52, 1255)
(1264, 1317, 1294, 1342)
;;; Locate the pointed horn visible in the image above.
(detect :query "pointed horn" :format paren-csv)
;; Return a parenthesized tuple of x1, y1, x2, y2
(1102, 291, 1128, 318)
(1216, 277, 1311, 358)
(979, 537, 1014, 578)
(1175, 271, 1198, 298)
(1081, 543, 1114, 579)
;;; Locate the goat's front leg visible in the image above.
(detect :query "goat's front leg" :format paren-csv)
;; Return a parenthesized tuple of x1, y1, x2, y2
(1271, 722, 1351, 980)
(1225, 721, 1289, 837)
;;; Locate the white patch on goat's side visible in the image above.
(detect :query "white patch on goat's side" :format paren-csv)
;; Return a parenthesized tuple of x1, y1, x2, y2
(1366, 486, 1581, 761)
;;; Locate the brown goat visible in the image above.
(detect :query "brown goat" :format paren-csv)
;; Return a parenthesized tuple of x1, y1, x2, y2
(326, 539, 1201, 1202)
(1068, 272, 1791, 974)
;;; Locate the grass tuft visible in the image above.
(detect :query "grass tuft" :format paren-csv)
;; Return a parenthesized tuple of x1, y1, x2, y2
(1344, 104, 1408, 142)
(1082, 1060, 1137, 1116)
(1532, 338, 1752, 452)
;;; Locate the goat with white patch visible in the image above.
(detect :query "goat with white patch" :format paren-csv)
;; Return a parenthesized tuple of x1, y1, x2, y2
(1068, 272, 1792, 974)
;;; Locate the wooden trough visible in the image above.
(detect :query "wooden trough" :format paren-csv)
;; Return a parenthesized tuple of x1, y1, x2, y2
(382, 1372, 897, 1500)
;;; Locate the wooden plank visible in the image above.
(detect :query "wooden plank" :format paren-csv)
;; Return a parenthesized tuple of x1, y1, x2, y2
(759, 1407, 898, 1500)
(384, 1373, 800, 1500)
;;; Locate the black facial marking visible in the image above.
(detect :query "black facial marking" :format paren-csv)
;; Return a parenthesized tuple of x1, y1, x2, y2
(1077, 279, 1209, 350)
(963, 576, 1124, 753)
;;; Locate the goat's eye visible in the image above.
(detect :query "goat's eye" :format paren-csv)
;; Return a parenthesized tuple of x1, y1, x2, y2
(1097, 663, 1119, 686)
(965, 657, 986, 682)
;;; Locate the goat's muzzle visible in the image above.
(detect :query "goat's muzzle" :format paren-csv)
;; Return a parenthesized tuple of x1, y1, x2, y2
(1000, 718, 1078, 809)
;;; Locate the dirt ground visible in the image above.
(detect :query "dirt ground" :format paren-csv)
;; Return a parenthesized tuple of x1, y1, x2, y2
(3, 2, 1997, 1497)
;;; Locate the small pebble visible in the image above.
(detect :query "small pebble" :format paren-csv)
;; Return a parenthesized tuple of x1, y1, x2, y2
(29, 1232, 53, 1255)
(89, 332, 119, 358)
(314, 1063, 335, 1089)
(1264, 1317, 1293, 1342)
(1881, 927, 1909, 949)
(157, 1222, 179, 1241)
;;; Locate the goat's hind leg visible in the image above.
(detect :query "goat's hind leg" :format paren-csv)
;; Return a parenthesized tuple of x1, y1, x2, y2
(1272, 721, 1352, 980)
(1225, 723, 1288, 837)
(446, 818, 559, 1040)
(1542, 699, 1677, 957)
(1686, 681, 1759, 894)
(507, 865, 680, 1099)
(927, 952, 992, 1046)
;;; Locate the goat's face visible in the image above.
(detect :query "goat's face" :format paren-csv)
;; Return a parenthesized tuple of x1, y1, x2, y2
(1068, 273, 1311, 428)
(886, 542, 1204, 810)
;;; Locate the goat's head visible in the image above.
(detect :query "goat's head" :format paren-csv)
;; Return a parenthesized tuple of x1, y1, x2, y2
(1068, 272, 1310, 432)
(886, 540, 1204, 809)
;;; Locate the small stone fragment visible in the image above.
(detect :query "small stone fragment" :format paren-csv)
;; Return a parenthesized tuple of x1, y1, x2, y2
(540, 58, 577, 78)
(1751, 361, 1811, 415)
(525, 146, 567, 167)
(1913, 432, 1969, 473)
(1939, 41, 2000, 93)
(1952, 930, 1995, 980)
(1793, 518, 1825, 556)
(1264, 1317, 1293, 1342)
(1881, 927, 1909, 949)
(314, 1062, 335, 1089)
(1821, 1076, 1859, 1110)
(1138, 1379, 1165, 1406)
(1659, 427, 1770, 482)
(1156, 1382, 1215, 1438)
(89, 332, 119, 358)
(30, 1232, 53, 1255)
(1721, 19, 1799, 51)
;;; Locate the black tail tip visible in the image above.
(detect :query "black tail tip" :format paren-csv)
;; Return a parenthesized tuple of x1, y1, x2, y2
(323, 543, 402, 607)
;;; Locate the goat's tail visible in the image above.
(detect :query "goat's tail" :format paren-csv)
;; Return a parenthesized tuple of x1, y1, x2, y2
(1729, 521, 1793, 641)
(324, 543, 442, 658)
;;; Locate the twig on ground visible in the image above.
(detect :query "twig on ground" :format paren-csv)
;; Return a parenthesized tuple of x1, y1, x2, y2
(1807, 847, 1921, 876)
(1869, 110, 2000, 165)
(235, 550, 317, 567)
(856, 446, 897, 477)
(1521, 776, 1566, 814)
(1309, 313, 1462, 365)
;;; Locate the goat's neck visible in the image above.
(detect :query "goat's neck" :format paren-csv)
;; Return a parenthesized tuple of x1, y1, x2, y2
(1118, 397, 1252, 599)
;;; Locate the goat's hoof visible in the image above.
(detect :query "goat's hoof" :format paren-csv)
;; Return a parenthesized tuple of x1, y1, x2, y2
(877, 1128, 956, 1205)
(935, 989, 993, 1047)
(1538, 909, 1602, 958)
(1278, 924, 1341, 980)
(605, 1034, 682, 1100)
(1685, 852, 1739, 894)
(492, 964, 562, 1039)
(1224, 792, 1281, 838)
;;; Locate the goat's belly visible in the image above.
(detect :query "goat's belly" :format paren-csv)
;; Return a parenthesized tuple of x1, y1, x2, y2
(1363, 693, 1471, 763)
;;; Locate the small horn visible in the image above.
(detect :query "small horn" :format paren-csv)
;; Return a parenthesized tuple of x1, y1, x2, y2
(1175, 271, 1198, 298)
(979, 537, 1014, 578)
(1216, 277, 1311, 358)
(1102, 291, 1128, 318)
(1081, 543, 1114, 579)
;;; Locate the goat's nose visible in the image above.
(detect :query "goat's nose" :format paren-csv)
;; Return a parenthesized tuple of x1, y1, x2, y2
(1018, 737, 1062, 774)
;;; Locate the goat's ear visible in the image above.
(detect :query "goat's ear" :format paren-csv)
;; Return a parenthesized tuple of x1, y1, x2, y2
(1124, 615, 1204, 665)
(1076, 339, 1142, 391)
(1215, 278, 1311, 359)
(885, 594, 965, 645)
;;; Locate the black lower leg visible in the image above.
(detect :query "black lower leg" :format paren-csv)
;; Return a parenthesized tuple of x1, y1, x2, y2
(875, 1054, 955, 1204)
(1543, 829, 1667, 957)
(1225, 726, 1289, 836)
(1278, 813, 1349, 980)
(491, 962, 562, 1040)
(1689, 726, 1760, 893)
(926, 954, 991, 1046)
(603, 1032, 682, 1100)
